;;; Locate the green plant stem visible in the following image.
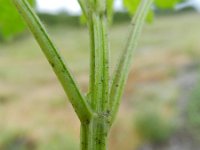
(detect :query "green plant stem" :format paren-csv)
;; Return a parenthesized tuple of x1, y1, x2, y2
(80, 2, 110, 150)
(88, 13, 110, 113)
(12, 0, 93, 122)
(81, 115, 109, 150)
(110, 0, 154, 124)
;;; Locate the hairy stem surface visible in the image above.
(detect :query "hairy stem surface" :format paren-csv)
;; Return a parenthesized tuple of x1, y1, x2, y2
(82, 1, 111, 149)
(81, 116, 110, 150)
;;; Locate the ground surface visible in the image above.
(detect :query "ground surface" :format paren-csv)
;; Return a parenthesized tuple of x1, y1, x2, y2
(0, 12, 200, 150)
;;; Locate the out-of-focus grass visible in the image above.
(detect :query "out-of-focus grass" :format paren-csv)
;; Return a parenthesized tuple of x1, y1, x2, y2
(0, 12, 200, 150)
(0, 128, 78, 150)
(133, 85, 178, 142)
(0, 128, 35, 150)
(187, 78, 200, 138)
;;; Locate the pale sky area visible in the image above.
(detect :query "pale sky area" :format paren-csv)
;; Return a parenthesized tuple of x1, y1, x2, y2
(36, 0, 200, 15)
(36, 0, 123, 15)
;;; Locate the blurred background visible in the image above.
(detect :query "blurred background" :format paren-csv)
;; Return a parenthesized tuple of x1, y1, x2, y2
(0, 0, 200, 150)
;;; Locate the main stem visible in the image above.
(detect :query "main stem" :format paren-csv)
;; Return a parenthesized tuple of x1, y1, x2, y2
(81, 115, 110, 150)
(81, 1, 110, 149)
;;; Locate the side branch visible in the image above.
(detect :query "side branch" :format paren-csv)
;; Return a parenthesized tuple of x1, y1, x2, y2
(12, 0, 93, 122)
(109, 0, 154, 124)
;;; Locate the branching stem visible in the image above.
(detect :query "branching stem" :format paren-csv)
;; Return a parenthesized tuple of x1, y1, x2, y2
(12, 0, 154, 149)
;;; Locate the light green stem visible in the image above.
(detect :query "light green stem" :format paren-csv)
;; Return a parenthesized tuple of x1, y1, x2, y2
(88, 12, 110, 113)
(110, 0, 154, 124)
(81, 1, 110, 150)
(12, 0, 93, 122)
(81, 115, 110, 150)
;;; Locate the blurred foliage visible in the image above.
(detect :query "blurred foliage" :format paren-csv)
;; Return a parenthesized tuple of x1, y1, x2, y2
(0, 0, 185, 41)
(133, 85, 178, 143)
(113, 12, 131, 23)
(37, 132, 78, 150)
(95, 0, 184, 24)
(38, 12, 132, 27)
(154, 0, 181, 9)
(0, 93, 17, 105)
(0, 129, 35, 150)
(38, 9, 193, 28)
(187, 81, 200, 133)
(0, 129, 78, 150)
(0, 0, 35, 41)
(134, 111, 175, 142)
(38, 13, 81, 27)
(121, 0, 183, 22)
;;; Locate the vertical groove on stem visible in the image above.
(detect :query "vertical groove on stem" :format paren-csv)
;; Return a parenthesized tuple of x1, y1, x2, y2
(89, 12, 110, 113)
(101, 15, 110, 112)
(84, 1, 110, 149)
(81, 117, 109, 150)
(81, 121, 93, 150)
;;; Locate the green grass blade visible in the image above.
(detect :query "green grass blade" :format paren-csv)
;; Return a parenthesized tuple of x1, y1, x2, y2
(109, 0, 154, 123)
(12, 0, 93, 122)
